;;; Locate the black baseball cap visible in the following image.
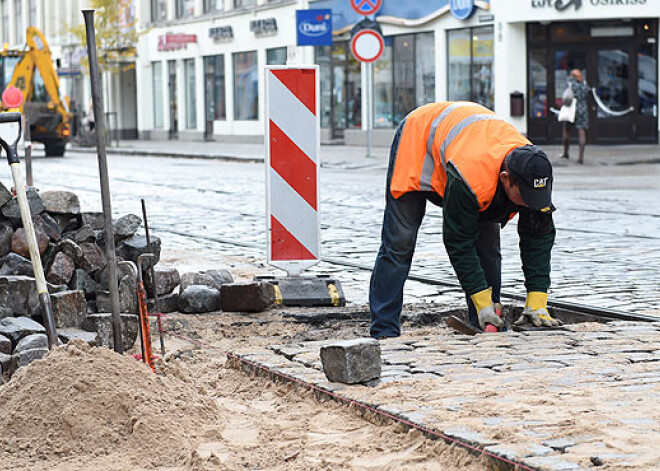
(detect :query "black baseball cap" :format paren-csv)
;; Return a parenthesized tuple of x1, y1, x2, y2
(506, 145, 554, 212)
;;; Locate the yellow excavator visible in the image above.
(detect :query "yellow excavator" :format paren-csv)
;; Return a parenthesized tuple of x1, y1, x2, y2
(0, 27, 72, 156)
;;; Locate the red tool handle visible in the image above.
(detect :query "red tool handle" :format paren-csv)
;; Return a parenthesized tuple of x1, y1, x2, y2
(484, 305, 503, 333)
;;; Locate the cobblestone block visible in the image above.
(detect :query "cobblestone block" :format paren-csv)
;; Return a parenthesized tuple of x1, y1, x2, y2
(82, 212, 104, 230)
(525, 455, 584, 470)
(180, 270, 233, 292)
(12, 226, 49, 258)
(11, 347, 48, 372)
(42, 190, 81, 215)
(0, 316, 45, 343)
(47, 252, 75, 285)
(485, 443, 554, 461)
(15, 333, 48, 353)
(320, 338, 381, 384)
(0, 252, 33, 276)
(220, 281, 275, 312)
(0, 351, 11, 374)
(442, 426, 497, 446)
(113, 214, 141, 241)
(57, 327, 99, 346)
(116, 234, 161, 268)
(0, 333, 11, 354)
(51, 289, 87, 328)
(147, 292, 179, 314)
(79, 242, 106, 273)
(2, 188, 45, 220)
(0, 219, 13, 258)
(82, 313, 138, 351)
(70, 269, 103, 299)
(179, 285, 221, 313)
(146, 266, 181, 296)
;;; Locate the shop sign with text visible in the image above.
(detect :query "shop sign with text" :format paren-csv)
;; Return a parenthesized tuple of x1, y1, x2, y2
(532, 0, 647, 10)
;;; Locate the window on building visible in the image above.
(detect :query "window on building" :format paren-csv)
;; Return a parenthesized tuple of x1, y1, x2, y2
(638, 44, 657, 118)
(152, 61, 164, 128)
(234, 0, 256, 8)
(447, 26, 494, 109)
(28, 0, 36, 26)
(529, 49, 547, 118)
(151, 0, 167, 22)
(1, 0, 9, 43)
(266, 47, 287, 66)
(184, 59, 197, 128)
(373, 32, 435, 129)
(203, 0, 224, 13)
(204, 55, 226, 120)
(176, 0, 194, 18)
(14, 0, 22, 43)
(233, 51, 258, 120)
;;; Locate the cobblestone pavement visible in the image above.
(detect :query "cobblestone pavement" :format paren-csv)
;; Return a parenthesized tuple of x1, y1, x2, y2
(232, 320, 660, 470)
(24, 150, 660, 315)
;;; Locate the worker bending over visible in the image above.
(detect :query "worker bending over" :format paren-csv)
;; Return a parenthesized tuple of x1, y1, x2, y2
(370, 101, 560, 338)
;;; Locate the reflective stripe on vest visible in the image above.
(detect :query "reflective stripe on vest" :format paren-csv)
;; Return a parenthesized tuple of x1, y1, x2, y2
(420, 103, 497, 191)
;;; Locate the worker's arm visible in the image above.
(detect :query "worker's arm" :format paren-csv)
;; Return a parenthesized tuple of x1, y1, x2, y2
(517, 209, 555, 293)
(442, 169, 488, 296)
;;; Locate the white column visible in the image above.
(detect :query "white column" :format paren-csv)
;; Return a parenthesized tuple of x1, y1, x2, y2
(493, 21, 526, 131)
(195, 55, 205, 133)
(436, 24, 446, 102)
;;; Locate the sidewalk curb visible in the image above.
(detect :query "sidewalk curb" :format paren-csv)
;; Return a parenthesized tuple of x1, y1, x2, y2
(68, 146, 264, 163)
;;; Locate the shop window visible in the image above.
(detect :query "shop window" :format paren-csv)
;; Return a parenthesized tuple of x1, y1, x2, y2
(184, 59, 197, 128)
(152, 61, 164, 128)
(1, 0, 9, 43)
(528, 49, 547, 119)
(234, 0, 256, 8)
(28, 0, 36, 26)
(14, 0, 22, 43)
(266, 47, 287, 66)
(374, 32, 435, 129)
(203, 0, 224, 14)
(596, 50, 629, 118)
(316, 46, 331, 128)
(314, 42, 362, 131)
(233, 51, 258, 121)
(373, 41, 393, 128)
(176, 0, 194, 18)
(447, 26, 493, 109)
(151, 0, 167, 22)
(204, 55, 226, 120)
(638, 45, 657, 118)
(528, 23, 547, 44)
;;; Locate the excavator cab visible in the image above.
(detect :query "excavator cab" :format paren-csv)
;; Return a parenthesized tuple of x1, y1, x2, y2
(0, 28, 72, 156)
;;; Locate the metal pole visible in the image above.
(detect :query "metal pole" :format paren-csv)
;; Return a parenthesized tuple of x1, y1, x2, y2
(83, 9, 123, 354)
(366, 62, 372, 158)
(141, 198, 165, 356)
(23, 116, 33, 186)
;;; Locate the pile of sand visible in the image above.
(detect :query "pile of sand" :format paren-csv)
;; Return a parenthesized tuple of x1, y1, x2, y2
(0, 341, 217, 471)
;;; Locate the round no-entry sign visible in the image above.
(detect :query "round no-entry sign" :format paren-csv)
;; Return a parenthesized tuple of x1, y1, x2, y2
(351, 29, 384, 63)
(350, 0, 382, 16)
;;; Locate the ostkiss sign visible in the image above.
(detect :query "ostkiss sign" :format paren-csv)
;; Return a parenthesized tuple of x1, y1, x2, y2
(296, 9, 332, 46)
(450, 0, 475, 20)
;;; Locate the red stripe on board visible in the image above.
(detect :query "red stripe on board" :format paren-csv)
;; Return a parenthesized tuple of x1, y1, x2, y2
(271, 216, 316, 261)
(271, 69, 316, 116)
(270, 120, 317, 210)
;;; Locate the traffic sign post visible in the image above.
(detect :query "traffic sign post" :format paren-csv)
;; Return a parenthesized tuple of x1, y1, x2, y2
(350, 19, 384, 158)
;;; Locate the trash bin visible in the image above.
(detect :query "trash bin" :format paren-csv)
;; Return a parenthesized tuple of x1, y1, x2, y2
(510, 91, 524, 117)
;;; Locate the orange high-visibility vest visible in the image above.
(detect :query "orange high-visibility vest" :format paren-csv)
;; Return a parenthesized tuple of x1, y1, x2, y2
(391, 102, 531, 211)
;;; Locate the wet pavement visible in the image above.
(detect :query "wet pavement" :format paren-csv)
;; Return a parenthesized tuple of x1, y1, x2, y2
(24, 143, 660, 315)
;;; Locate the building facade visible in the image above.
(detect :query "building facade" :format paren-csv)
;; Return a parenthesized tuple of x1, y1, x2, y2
(136, 0, 659, 146)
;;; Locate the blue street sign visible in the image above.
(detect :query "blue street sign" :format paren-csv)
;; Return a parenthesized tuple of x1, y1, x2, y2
(450, 0, 475, 21)
(296, 9, 333, 46)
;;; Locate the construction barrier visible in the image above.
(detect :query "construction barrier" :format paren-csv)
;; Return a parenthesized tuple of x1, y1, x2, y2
(265, 65, 320, 277)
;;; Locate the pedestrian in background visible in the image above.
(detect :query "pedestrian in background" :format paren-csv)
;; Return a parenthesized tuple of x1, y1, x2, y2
(560, 69, 589, 164)
(369, 101, 561, 339)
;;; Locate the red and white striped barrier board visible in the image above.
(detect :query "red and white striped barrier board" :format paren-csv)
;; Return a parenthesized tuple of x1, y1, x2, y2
(265, 66, 320, 276)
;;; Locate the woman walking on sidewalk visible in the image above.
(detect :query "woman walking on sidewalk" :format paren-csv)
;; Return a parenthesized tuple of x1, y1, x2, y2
(560, 69, 589, 164)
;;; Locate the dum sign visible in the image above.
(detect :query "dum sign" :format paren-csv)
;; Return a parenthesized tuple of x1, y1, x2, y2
(450, 0, 475, 20)
(296, 9, 332, 46)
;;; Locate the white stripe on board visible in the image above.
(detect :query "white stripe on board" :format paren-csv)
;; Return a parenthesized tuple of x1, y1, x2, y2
(268, 71, 318, 163)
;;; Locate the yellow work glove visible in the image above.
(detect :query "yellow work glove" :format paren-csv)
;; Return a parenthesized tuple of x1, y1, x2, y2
(514, 292, 562, 327)
(470, 287, 503, 330)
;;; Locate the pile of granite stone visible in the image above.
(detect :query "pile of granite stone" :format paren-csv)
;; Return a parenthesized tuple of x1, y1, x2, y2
(0, 186, 276, 382)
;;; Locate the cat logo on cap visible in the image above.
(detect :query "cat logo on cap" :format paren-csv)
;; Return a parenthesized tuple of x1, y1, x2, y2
(534, 177, 548, 188)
